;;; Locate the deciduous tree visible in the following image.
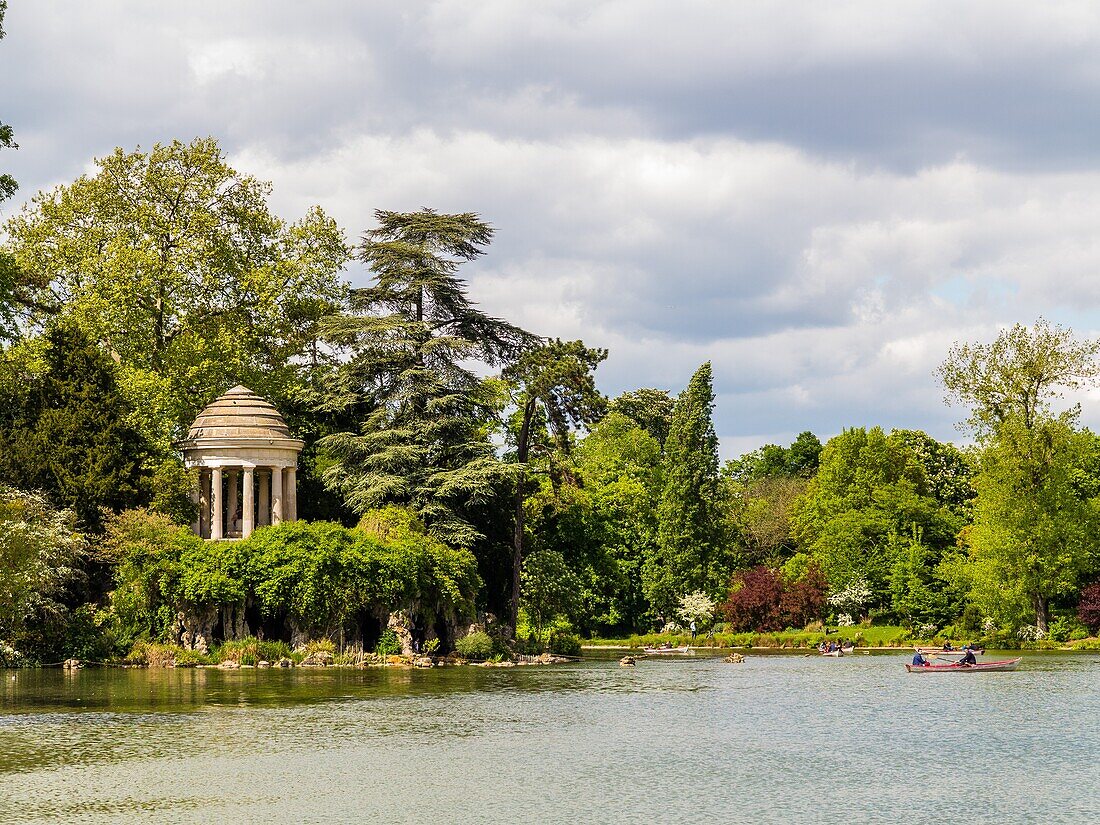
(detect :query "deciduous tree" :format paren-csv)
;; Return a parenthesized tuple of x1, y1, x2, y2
(3, 138, 349, 447)
(0, 485, 85, 656)
(938, 318, 1100, 437)
(502, 338, 606, 628)
(948, 416, 1100, 632)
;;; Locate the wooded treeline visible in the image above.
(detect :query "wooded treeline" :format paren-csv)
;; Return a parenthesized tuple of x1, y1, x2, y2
(4, 138, 1100, 664)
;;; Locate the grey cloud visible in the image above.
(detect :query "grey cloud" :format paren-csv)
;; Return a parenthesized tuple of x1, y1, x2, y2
(7, 2, 1100, 455)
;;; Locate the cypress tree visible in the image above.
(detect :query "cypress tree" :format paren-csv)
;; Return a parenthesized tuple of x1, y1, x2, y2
(645, 362, 721, 618)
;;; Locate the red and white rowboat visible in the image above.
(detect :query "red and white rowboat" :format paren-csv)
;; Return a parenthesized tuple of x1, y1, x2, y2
(905, 657, 1021, 673)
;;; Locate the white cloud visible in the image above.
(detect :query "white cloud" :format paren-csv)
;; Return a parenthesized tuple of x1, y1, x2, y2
(6, 2, 1100, 457)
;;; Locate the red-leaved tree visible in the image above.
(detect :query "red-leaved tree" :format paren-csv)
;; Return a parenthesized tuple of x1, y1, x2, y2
(1078, 582, 1100, 632)
(778, 565, 828, 629)
(721, 565, 827, 632)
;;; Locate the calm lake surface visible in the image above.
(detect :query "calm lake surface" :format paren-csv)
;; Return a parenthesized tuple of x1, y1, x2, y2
(3, 651, 1100, 824)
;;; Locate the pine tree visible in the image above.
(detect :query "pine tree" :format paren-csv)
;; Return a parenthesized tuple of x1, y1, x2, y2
(320, 209, 537, 547)
(645, 362, 721, 618)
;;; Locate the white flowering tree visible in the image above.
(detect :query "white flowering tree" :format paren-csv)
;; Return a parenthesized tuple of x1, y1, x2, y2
(0, 486, 85, 656)
(678, 591, 716, 628)
(827, 577, 873, 621)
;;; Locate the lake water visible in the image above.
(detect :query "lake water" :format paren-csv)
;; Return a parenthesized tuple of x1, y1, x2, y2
(3, 651, 1099, 824)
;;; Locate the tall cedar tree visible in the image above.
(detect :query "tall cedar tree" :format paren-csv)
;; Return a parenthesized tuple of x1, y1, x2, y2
(646, 362, 721, 617)
(503, 339, 607, 629)
(321, 209, 537, 547)
(0, 322, 151, 531)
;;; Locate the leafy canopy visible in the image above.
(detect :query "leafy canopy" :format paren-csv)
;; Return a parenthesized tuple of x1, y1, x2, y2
(939, 318, 1100, 437)
(3, 137, 349, 445)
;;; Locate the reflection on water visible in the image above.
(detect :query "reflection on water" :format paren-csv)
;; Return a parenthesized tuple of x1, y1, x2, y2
(3, 653, 1100, 823)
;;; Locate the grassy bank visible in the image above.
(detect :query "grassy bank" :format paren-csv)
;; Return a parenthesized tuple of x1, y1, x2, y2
(583, 626, 1100, 651)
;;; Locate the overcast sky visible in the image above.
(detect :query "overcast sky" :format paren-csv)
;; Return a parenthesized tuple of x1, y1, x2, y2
(5, 1, 1100, 457)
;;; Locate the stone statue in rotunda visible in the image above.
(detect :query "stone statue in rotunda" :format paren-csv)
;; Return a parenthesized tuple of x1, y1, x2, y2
(177, 385, 305, 540)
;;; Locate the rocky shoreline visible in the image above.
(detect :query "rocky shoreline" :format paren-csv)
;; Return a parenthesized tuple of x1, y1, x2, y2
(54, 652, 573, 671)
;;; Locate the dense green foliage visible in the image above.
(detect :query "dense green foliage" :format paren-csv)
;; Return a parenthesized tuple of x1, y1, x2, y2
(646, 362, 723, 617)
(320, 209, 536, 549)
(4, 138, 349, 450)
(503, 338, 607, 626)
(455, 631, 494, 660)
(107, 510, 481, 650)
(4, 135, 1100, 659)
(0, 486, 85, 660)
(0, 322, 153, 531)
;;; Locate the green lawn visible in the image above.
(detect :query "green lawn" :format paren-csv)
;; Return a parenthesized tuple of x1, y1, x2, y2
(583, 625, 1100, 651)
(583, 625, 913, 650)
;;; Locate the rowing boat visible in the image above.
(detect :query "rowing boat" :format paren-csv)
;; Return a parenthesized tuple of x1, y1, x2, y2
(920, 647, 985, 656)
(642, 646, 693, 655)
(905, 657, 1021, 673)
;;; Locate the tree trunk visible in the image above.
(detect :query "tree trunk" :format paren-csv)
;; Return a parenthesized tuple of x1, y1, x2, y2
(1034, 593, 1049, 634)
(510, 399, 536, 634)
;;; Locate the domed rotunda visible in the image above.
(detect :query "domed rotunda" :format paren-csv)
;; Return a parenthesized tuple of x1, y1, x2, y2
(178, 385, 304, 540)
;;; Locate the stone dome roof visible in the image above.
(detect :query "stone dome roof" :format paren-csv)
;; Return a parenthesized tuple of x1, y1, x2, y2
(181, 385, 303, 448)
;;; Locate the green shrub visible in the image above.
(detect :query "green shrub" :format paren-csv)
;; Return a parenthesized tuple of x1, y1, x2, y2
(422, 638, 440, 655)
(455, 631, 494, 660)
(174, 648, 213, 667)
(258, 640, 293, 661)
(547, 631, 580, 657)
(1046, 615, 1089, 643)
(217, 637, 261, 665)
(517, 632, 542, 655)
(126, 641, 213, 667)
(375, 630, 401, 656)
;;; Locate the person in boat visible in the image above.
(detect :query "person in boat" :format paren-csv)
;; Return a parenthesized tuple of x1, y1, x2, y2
(942, 640, 954, 652)
(912, 648, 930, 667)
(957, 645, 977, 667)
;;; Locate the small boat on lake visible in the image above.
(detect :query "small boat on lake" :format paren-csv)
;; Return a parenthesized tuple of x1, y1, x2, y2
(905, 657, 1021, 673)
(921, 647, 985, 657)
(820, 644, 855, 657)
(642, 646, 693, 655)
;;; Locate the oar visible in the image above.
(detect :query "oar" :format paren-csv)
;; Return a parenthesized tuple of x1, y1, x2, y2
(930, 651, 963, 660)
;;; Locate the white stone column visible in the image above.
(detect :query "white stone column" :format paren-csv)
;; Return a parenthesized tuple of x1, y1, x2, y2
(211, 467, 223, 540)
(271, 465, 283, 525)
(258, 471, 270, 527)
(286, 467, 297, 521)
(227, 470, 239, 535)
(198, 470, 210, 539)
(242, 468, 255, 538)
(190, 475, 201, 536)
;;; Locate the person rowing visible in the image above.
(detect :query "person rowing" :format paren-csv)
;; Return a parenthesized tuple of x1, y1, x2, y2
(956, 645, 977, 667)
(911, 648, 930, 668)
(942, 640, 954, 652)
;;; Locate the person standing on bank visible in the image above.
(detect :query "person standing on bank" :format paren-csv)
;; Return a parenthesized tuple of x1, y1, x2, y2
(690, 620, 697, 641)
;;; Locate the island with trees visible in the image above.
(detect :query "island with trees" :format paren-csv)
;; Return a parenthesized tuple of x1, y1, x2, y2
(4, 137, 1100, 670)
